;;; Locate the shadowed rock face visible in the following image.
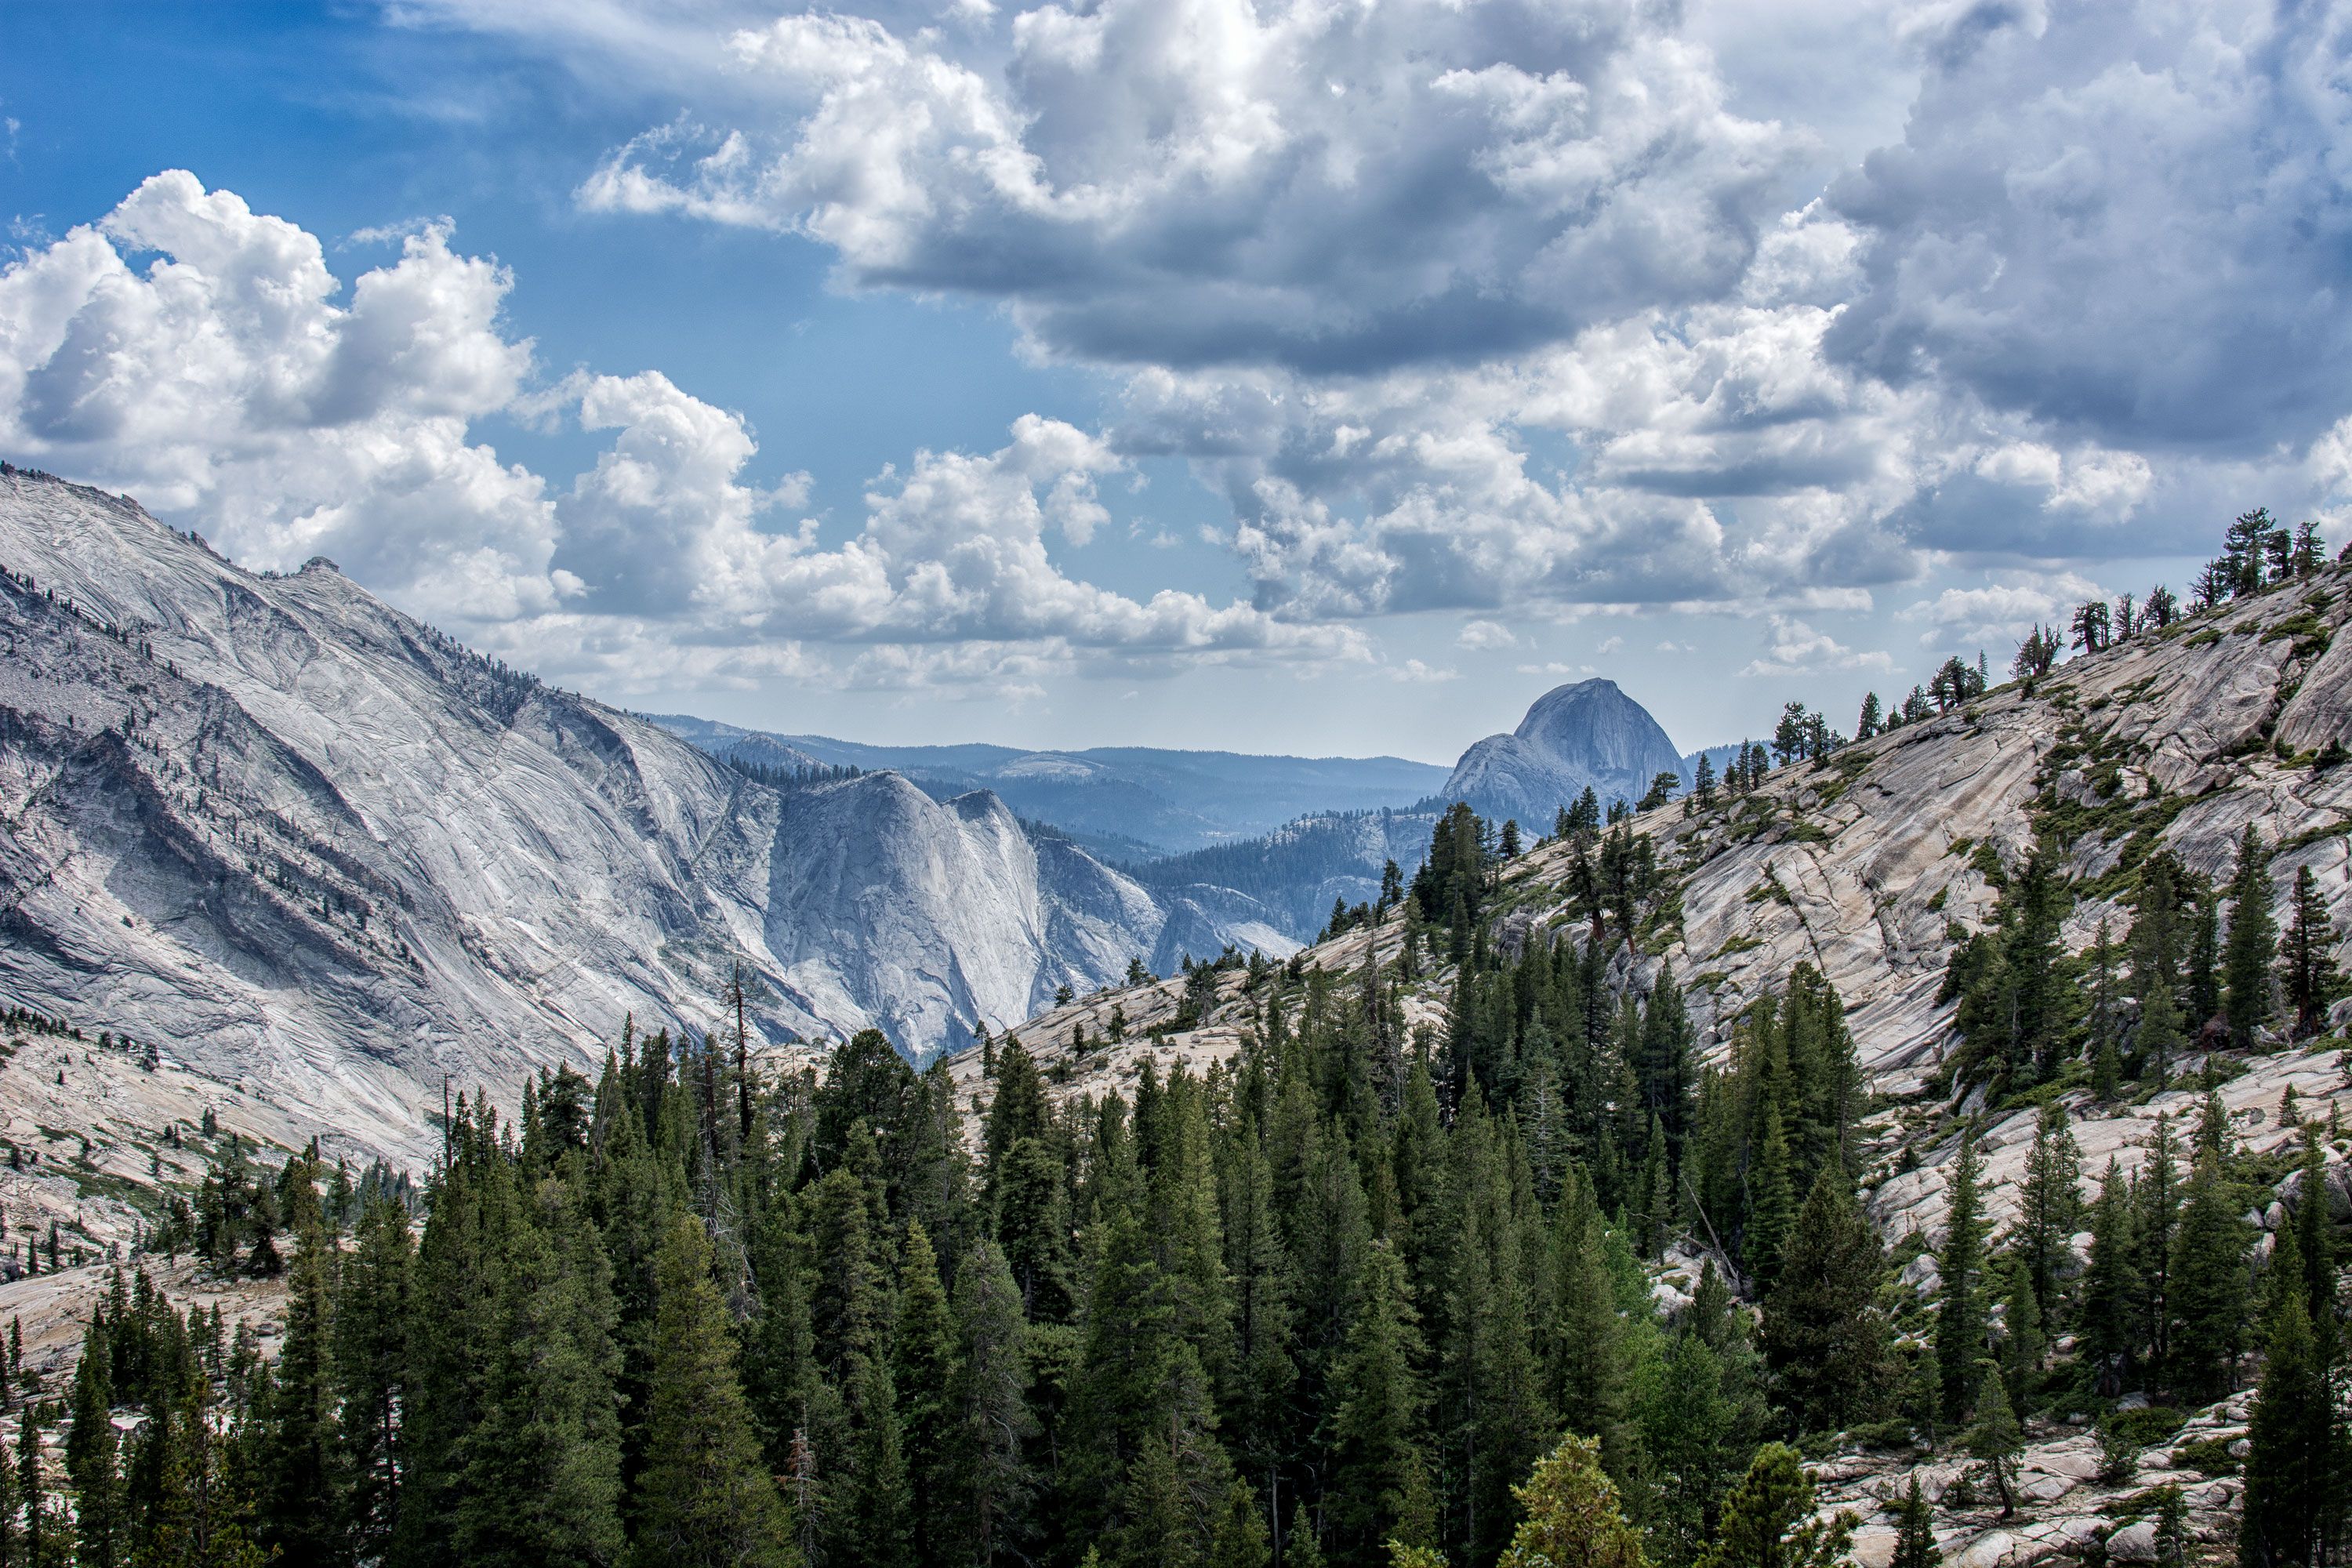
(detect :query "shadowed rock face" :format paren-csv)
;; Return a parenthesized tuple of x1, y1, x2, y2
(1440, 678, 1688, 826)
(0, 468, 1289, 1160)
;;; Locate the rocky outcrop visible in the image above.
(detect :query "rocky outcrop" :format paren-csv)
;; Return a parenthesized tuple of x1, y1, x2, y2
(1440, 678, 1689, 826)
(0, 469, 1283, 1160)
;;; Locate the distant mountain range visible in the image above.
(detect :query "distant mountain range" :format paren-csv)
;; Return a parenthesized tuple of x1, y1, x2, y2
(646, 715, 1450, 860)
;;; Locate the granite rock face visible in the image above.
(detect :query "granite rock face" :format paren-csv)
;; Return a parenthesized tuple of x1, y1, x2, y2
(1440, 678, 1690, 826)
(0, 468, 1282, 1158)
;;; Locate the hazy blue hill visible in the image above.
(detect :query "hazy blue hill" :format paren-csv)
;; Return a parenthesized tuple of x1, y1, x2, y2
(648, 713, 1450, 855)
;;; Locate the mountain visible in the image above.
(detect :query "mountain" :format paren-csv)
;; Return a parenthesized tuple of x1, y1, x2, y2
(1438, 677, 1689, 827)
(936, 560, 2352, 1568)
(651, 713, 1450, 858)
(0, 466, 1287, 1160)
(1125, 808, 1436, 939)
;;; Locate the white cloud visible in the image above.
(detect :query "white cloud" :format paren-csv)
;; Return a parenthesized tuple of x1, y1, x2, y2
(1897, 571, 2106, 648)
(1595, 634, 1624, 655)
(1736, 614, 1893, 677)
(1386, 659, 1459, 684)
(0, 172, 1359, 689)
(1456, 618, 1520, 650)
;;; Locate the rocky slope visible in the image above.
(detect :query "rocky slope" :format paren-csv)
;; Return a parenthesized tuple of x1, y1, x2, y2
(946, 565, 2352, 1563)
(0, 466, 1287, 1161)
(1441, 677, 1690, 826)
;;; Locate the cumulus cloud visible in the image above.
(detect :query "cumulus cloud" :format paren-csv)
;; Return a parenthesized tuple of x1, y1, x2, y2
(0, 172, 562, 622)
(1829, 0, 2352, 453)
(0, 172, 1352, 687)
(1736, 615, 1893, 677)
(1456, 619, 1520, 650)
(1897, 571, 2107, 648)
(576, 0, 1805, 374)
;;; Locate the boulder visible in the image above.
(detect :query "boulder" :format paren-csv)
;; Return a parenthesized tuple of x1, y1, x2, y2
(2107, 1523, 2157, 1563)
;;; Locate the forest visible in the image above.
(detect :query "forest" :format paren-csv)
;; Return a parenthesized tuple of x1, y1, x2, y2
(12, 788, 2345, 1568)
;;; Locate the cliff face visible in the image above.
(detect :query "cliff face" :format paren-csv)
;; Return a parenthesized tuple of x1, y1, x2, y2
(0, 468, 1283, 1159)
(1440, 677, 1690, 826)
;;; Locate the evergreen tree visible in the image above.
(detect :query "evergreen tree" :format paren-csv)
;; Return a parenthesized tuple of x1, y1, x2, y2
(630, 1215, 795, 1568)
(2078, 1160, 2141, 1394)
(1327, 1243, 1428, 1566)
(2168, 1148, 2252, 1403)
(334, 1199, 413, 1565)
(1965, 1370, 2023, 1518)
(1888, 1479, 1936, 1568)
(2223, 826, 2278, 1047)
(2275, 865, 2343, 1039)
(1934, 1137, 1989, 1419)
(1696, 1443, 1852, 1568)
(2238, 1292, 2339, 1568)
(255, 1222, 339, 1566)
(1760, 1163, 1895, 1436)
(2013, 1105, 2082, 1329)
(65, 1315, 121, 1568)
(456, 1185, 626, 1568)
(1497, 1436, 1649, 1568)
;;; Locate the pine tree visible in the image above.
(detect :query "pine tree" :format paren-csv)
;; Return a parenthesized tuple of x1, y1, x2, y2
(457, 1185, 626, 1568)
(1889, 1478, 1936, 1568)
(1497, 1436, 1649, 1568)
(894, 1222, 963, 1568)
(2275, 866, 2343, 1039)
(1696, 1443, 1852, 1568)
(630, 1215, 794, 1568)
(1965, 1370, 2023, 1518)
(1760, 1163, 1895, 1436)
(2169, 1148, 2252, 1403)
(65, 1313, 122, 1568)
(2013, 1105, 2082, 1329)
(335, 1199, 413, 1565)
(1327, 1242, 1428, 1566)
(1934, 1136, 1988, 1419)
(2238, 1293, 2337, 1568)
(1637, 1328, 1738, 1568)
(255, 1222, 339, 1566)
(2134, 1115, 2184, 1382)
(2223, 826, 2277, 1047)
(2078, 1160, 2140, 1394)
(948, 1240, 1036, 1566)
(1743, 1104, 1795, 1290)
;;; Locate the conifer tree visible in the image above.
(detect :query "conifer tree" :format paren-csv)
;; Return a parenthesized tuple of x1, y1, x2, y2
(1696, 1443, 1851, 1568)
(2169, 1147, 2252, 1402)
(2238, 1292, 2338, 1568)
(1497, 1436, 1649, 1568)
(1889, 1478, 1936, 1568)
(2223, 826, 2279, 1047)
(2013, 1105, 2082, 1328)
(1934, 1136, 1989, 1419)
(65, 1315, 121, 1568)
(255, 1221, 339, 1566)
(1760, 1163, 1895, 1436)
(894, 1222, 963, 1568)
(1327, 1243, 1429, 1566)
(457, 1185, 626, 1568)
(1637, 1327, 1739, 1568)
(2275, 865, 2343, 1039)
(630, 1215, 794, 1568)
(2133, 1115, 2184, 1381)
(1965, 1370, 2022, 1518)
(2078, 1160, 2140, 1393)
(334, 1198, 413, 1563)
(949, 1239, 1037, 1566)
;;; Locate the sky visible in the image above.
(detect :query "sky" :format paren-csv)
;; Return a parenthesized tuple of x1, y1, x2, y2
(3, 0, 2344, 764)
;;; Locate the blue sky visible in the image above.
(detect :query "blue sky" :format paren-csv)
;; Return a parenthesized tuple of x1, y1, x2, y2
(3, 0, 2336, 763)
